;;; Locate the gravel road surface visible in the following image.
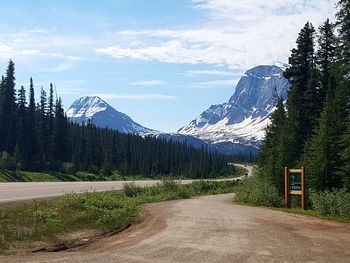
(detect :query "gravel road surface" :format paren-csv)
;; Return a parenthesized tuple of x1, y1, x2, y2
(4, 193, 350, 263)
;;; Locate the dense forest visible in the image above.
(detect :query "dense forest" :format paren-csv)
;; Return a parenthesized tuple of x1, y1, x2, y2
(0, 61, 246, 178)
(259, 0, 350, 193)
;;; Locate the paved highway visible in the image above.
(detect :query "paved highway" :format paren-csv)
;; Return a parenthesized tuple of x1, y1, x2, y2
(0, 164, 252, 203)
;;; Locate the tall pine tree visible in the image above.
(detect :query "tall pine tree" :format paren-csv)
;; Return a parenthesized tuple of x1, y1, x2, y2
(283, 22, 318, 163)
(0, 60, 16, 153)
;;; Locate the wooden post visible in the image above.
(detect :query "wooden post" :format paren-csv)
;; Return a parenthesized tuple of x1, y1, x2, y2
(284, 167, 290, 208)
(301, 166, 305, 210)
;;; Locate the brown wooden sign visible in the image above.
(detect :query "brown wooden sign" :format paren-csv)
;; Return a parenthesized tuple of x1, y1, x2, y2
(284, 167, 305, 209)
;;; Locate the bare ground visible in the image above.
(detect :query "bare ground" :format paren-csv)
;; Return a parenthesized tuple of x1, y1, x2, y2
(2, 193, 350, 263)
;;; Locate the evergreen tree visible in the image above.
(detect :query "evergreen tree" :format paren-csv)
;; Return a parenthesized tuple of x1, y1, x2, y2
(48, 84, 54, 134)
(0, 60, 16, 153)
(302, 94, 342, 191)
(340, 115, 350, 189)
(52, 98, 69, 163)
(316, 18, 337, 101)
(28, 78, 38, 165)
(37, 87, 48, 159)
(16, 85, 29, 166)
(284, 22, 318, 162)
(336, 0, 350, 78)
(259, 98, 291, 192)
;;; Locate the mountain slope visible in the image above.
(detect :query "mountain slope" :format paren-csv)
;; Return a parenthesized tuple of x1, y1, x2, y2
(178, 65, 291, 153)
(66, 96, 156, 134)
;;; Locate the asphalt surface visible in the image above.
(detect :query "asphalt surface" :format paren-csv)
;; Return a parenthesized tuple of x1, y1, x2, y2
(5, 193, 350, 263)
(0, 164, 251, 203)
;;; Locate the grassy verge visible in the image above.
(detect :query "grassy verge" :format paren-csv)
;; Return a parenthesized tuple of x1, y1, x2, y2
(0, 179, 239, 254)
(271, 207, 350, 223)
(0, 169, 245, 182)
(233, 175, 350, 223)
(0, 170, 79, 182)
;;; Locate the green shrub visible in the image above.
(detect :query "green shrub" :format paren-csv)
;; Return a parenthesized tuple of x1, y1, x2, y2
(177, 185, 192, 199)
(0, 151, 17, 171)
(234, 176, 283, 207)
(33, 208, 60, 225)
(309, 189, 350, 218)
(75, 172, 99, 181)
(123, 182, 142, 197)
(161, 178, 179, 192)
(62, 162, 76, 175)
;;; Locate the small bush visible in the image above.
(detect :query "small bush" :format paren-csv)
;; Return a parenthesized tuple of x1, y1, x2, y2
(75, 172, 99, 181)
(177, 185, 192, 199)
(123, 182, 142, 197)
(0, 151, 17, 171)
(33, 208, 60, 225)
(161, 178, 179, 192)
(234, 176, 283, 207)
(309, 189, 350, 218)
(62, 162, 76, 175)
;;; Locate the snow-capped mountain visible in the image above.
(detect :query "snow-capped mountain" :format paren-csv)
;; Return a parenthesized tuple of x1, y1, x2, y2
(178, 65, 291, 153)
(66, 65, 290, 155)
(66, 96, 156, 134)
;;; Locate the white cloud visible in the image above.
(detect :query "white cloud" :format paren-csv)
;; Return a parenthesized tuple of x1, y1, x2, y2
(189, 79, 238, 88)
(131, 80, 167, 86)
(54, 80, 88, 95)
(92, 93, 176, 100)
(0, 29, 86, 73)
(97, 0, 337, 69)
(181, 69, 240, 76)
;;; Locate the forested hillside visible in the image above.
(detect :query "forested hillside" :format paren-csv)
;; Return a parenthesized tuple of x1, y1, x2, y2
(259, 0, 350, 192)
(0, 62, 245, 178)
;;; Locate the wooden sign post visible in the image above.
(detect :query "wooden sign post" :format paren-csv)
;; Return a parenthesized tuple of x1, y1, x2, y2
(284, 167, 305, 209)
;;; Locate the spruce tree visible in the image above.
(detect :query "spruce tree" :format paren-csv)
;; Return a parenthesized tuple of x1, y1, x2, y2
(340, 115, 350, 189)
(284, 22, 318, 162)
(316, 18, 337, 101)
(336, 0, 350, 78)
(37, 87, 48, 158)
(28, 78, 38, 166)
(335, 0, 350, 188)
(259, 98, 291, 192)
(52, 98, 69, 164)
(0, 60, 16, 153)
(16, 85, 29, 166)
(302, 94, 342, 191)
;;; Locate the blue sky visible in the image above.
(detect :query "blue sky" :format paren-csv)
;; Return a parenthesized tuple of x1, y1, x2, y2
(0, 0, 337, 132)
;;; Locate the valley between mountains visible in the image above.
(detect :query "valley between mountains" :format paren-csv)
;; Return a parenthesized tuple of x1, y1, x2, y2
(66, 64, 290, 155)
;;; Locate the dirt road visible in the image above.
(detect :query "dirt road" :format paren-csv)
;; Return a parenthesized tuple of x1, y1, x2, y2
(5, 193, 350, 263)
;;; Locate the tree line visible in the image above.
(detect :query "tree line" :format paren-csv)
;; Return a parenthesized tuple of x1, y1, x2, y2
(0, 62, 240, 178)
(259, 0, 350, 193)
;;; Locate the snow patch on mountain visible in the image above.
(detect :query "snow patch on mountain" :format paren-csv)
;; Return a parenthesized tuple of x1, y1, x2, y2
(66, 96, 156, 135)
(179, 65, 290, 152)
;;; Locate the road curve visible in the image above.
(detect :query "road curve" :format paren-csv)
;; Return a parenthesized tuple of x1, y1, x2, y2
(0, 164, 251, 203)
(234, 163, 253, 177)
(6, 193, 350, 263)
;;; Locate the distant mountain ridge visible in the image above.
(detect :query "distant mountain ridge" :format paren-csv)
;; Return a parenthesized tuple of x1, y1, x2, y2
(66, 96, 156, 134)
(66, 64, 291, 155)
(66, 96, 210, 149)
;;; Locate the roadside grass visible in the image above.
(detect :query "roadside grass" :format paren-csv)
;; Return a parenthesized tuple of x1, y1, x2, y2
(271, 207, 350, 223)
(0, 170, 79, 182)
(0, 168, 245, 182)
(0, 179, 239, 254)
(233, 175, 350, 223)
(219, 166, 247, 179)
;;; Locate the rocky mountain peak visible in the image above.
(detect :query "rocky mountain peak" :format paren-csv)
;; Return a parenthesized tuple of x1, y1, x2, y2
(178, 65, 291, 153)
